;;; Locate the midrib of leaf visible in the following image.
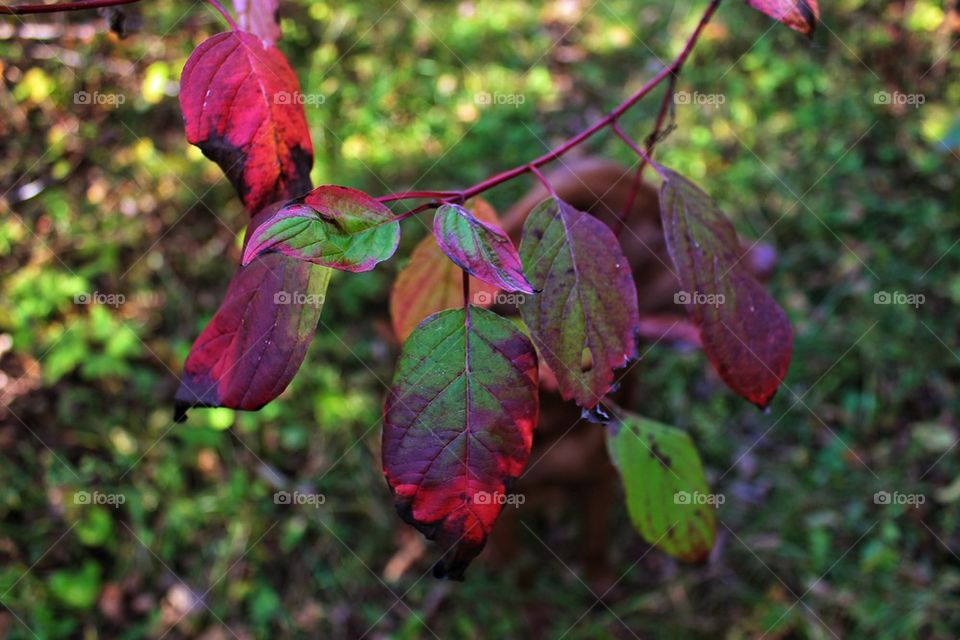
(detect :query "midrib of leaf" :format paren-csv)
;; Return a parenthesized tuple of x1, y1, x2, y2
(557, 204, 606, 383)
(198, 37, 242, 134)
(462, 300, 474, 511)
(237, 35, 287, 181)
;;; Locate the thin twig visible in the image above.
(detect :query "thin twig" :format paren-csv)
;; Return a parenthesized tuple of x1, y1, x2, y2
(611, 123, 667, 179)
(0, 0, 140, 15)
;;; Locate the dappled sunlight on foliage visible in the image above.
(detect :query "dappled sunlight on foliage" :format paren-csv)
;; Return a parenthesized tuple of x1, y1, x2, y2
(1, 0, 959, 638)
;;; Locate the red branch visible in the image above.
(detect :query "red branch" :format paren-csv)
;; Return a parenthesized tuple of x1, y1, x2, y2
(0, 0, 140, 14)
(613, 72, 680, 235)
(381, 0, 723, 216)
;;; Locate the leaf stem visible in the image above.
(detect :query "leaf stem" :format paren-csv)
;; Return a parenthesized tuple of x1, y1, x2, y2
(462, 269, 471, 310)
(206, 0, 238, 30)
(611, 123, 668, 180)
(0, 0, 140, 14)
(527, 164, 557, 197)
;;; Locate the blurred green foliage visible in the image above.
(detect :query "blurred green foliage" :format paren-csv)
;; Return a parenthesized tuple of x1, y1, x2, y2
(1, 0, 959, 638)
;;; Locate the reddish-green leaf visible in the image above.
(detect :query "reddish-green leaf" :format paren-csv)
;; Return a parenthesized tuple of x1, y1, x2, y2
(659, 168, 792, 408)
(383, 306, 539, 580)
(390, 200, 500, 342)
(175, 207, 332, 420)
(242, 185, 400, 272)
(607, 414, 716, 562)
(746, 0, 820, 35)
(433, 203, 534, 294)
(233, 0, 280, 45)
(180, 31, 313, 214)
(518, 196, 640, 408)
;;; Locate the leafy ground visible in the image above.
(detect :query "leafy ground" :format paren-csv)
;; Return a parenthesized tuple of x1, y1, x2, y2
(1, 0, 959, 638)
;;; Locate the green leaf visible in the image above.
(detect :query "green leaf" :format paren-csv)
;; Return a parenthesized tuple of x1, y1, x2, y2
(606, 414, 716, 562)
(242, 185, 399, 272)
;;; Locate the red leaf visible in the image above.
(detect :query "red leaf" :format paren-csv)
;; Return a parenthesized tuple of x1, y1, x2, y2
(383, 306, 539, 580)
(518, 197, 640, 408)
(233, 0, 281, 45)
(174, 207, 331, 420)
(390, 199, 501, 342)
(180, 31, 313, 215)
(659, 168, 792, 408)
(746, 0, 820, 35)
(433, 203, 534, 294)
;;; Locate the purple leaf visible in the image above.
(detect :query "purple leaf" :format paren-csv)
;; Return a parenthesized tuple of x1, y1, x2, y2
(518, 196, 640, 408)
(433, 203, 534, 294)
(659, 167, 792, 408)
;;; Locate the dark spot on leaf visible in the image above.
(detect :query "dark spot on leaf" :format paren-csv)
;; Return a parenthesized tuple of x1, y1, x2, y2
(312, 207, 343, 231)
(199, 131, 250, 204)
(287, 145, 314, 198)
(648, 436, 672, 469)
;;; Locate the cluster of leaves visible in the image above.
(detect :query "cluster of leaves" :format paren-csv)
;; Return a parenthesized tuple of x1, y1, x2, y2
(166, 0, 813, 578)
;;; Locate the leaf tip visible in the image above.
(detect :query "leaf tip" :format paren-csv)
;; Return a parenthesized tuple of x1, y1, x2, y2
(172, 402, 190, 423)
(239, 244, 259, 266)
(432, 559, 468, 581)
(750, 386, 780, 411)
